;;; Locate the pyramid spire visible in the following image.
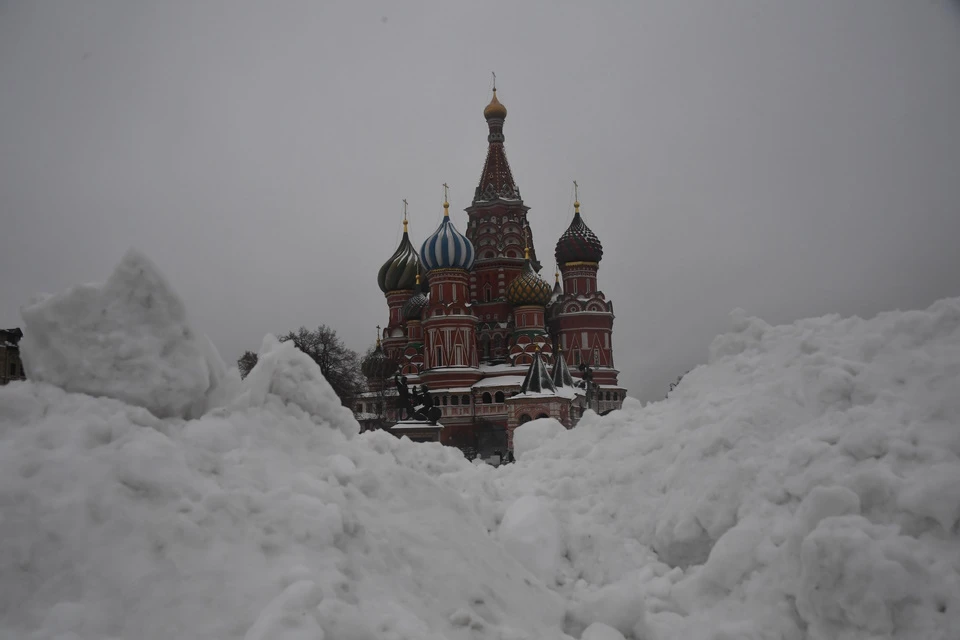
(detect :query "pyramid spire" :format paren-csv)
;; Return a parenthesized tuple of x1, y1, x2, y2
(520, 348, 556, 395)
(475, 80, 520, 203)
(551, 348, 575, 388)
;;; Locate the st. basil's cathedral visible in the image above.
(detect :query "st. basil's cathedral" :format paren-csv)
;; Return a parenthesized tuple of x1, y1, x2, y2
(356, 87, 625, 454)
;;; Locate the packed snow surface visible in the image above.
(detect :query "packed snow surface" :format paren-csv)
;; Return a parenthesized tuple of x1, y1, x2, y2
(2, 251, 958, 639)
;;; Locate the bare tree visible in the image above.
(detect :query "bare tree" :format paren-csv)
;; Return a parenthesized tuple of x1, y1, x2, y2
(237, 350, 258, 379)
(360, 343, 400, 424)
(279, 325, 362, 407)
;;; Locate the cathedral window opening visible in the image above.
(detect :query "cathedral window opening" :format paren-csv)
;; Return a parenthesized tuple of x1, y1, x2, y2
(495, 391, 505, 403)
(537, 413, 549, 420)
(451, 396, 459, 406)
(573, 350, 581, 366)
(435, 347, 443, 367)
(594, 349, 600, 365)
(461, 394, 470, 405)
(442, 396, 448, 406)
(484, 285, 492, 302)
(482, 392, 492, 404)
(455, 344, 464, 365)
(519, 414, 532, 424)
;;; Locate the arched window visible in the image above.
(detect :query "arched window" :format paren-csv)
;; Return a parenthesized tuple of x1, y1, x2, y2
(536, 413, 549, 420)
(461, 394, 470, 405)
(495, 391, 505, 403)
(451, 395, 459, 406)
(594, 349, 600, 365)
(519, 414, 532, 424)
(482, 392, 492, 404)
(605, 392, 612, 401)
(435, 347, 443, 367)
(481, 336, 490, 359)
(493, 335, 502, 352)
(484, 284, 492, 302)
(442, 395, 448, 406)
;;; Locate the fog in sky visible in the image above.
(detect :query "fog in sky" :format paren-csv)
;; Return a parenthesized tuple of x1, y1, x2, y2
(2, 0, 959, 402)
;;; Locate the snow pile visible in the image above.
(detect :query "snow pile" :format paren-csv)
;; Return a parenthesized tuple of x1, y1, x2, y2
(513, 417, 568, 459)
(4, 248, 959, 640)
(0, 252, 566, 640)
(484, 298, 960, 639)
(19, 249, 227, 419)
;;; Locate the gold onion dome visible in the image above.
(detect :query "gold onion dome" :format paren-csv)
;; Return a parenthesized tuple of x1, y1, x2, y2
(483, 89, 508, 120)
(377, 218, 421, 293)
(507, 250, 553, 307)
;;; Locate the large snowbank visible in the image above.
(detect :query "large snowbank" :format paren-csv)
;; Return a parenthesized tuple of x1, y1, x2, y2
(3, 249, 958, 640)
(476, 299, 960, 640)
(0, 252, 566, 640)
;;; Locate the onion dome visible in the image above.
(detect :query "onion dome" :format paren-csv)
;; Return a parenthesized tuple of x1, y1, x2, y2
(483, 88, 508, 120)
(507, 249, 553, 307)
(555, 200, 603, 265)
(402, 273, 429, 321)
(420, 198, 475, 272)
(361, 332, 390, 380)
(377, 217, 421, 293)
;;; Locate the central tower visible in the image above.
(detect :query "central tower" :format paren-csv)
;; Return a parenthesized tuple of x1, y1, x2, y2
(464, 87, 540, 363)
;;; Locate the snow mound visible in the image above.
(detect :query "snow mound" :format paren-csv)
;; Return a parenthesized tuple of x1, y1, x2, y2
(6, 247, 959, 640)
(486, 297, 960, 640)
(498, 495, 561, 583)
(1, 251, 569, 640)
(19, 249, 224, 419)
(513, 417, 567, 459)
(237, 334, 359, 440)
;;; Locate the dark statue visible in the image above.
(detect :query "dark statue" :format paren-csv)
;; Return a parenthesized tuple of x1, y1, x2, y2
(395, 375, 442, 425)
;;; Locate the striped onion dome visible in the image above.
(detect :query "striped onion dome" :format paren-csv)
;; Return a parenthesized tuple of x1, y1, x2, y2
(507, 255, 552, 307)
(555, 202, 603, 265)
(377, 219, 421, 293)
(420, 201, 475, 272)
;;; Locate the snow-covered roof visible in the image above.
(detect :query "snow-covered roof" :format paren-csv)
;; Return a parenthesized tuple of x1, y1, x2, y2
(472, 375, 525, 388)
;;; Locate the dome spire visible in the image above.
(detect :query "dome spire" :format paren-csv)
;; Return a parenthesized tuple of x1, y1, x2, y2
(573, 180, 580, 213)
(375, 325, 381, 348)
(443, 182, 450, 217)
(402, 198, 409, 233)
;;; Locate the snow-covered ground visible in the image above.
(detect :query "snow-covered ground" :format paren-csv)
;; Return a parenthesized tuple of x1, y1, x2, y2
(1, 251, 957, 640)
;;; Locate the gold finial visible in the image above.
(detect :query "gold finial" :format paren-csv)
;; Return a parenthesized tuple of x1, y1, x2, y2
(375, 325, 381, 347)
(402, 199, 409, 232)
(555, 265, 560, 283)
(484, 73, 507, 120)
(573, 180, 580, 213)
(523, 225, 530, 260)
(415, 273, 421, 285)
(442, 183, 450, 217)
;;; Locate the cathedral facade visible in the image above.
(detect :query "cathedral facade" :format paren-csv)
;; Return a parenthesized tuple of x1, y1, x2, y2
(359, 89, 625, 453)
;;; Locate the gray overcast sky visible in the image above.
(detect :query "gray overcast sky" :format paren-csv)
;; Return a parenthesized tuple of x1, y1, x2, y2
(2, 0, 959, 402)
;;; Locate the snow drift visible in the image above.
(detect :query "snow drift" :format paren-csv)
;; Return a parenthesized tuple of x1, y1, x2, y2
(1, 249, 958, 640)
(479, 299, 960, 640)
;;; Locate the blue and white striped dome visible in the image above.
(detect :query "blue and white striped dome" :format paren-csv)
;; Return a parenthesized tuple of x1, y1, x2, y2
(420, 208, 475, 272)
